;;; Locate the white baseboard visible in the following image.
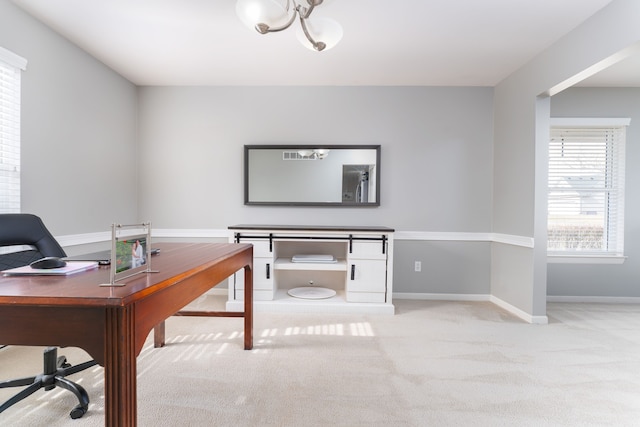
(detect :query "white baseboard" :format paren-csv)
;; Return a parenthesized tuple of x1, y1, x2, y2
(489, 295, 548, 324)
(394, 292, 548, 324)
(394, 292, 490, 302)
(547, 295, 640, 304)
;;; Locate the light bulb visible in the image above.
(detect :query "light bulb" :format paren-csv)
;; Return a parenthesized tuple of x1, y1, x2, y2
(295, 16, 343, 51)
(236, 0, 290, 32)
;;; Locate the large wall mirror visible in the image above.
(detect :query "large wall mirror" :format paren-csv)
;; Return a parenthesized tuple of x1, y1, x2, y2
(245, 145, 381, 206)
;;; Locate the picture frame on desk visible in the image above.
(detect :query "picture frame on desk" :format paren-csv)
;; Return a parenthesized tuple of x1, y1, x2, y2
(101, 222, 158, 286)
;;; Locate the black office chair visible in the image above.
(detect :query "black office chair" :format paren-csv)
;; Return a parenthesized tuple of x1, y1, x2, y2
(0, 213, 97, 419)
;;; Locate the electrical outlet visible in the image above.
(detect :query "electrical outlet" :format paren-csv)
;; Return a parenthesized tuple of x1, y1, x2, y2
(414, 261, 421, 272)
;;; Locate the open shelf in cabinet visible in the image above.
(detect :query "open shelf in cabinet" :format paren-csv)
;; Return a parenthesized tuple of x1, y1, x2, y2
(274, 258, 347, 271)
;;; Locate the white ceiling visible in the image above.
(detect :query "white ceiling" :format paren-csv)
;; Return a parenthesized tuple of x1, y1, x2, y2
(11, 0, 638, 87)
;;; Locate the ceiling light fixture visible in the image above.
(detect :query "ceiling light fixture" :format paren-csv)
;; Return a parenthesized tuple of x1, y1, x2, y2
(236, 0, 343, 52)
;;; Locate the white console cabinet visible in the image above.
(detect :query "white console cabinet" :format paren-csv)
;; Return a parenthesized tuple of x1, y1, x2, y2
(227, 225, 394, 314)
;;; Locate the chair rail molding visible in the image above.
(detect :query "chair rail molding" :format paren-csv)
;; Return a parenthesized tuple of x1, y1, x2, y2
(58, 229, 535, 248)
(394, 231, 534, 248)
(56, 228, 233, 247)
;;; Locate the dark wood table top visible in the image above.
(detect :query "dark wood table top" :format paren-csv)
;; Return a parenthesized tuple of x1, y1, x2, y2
(0, 242, 252, 307)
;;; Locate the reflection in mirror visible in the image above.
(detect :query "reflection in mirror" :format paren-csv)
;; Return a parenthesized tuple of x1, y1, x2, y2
(245, 145, 380, 206)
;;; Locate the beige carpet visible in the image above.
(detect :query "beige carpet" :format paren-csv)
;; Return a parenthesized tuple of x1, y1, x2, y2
(1, 297, 639, 426)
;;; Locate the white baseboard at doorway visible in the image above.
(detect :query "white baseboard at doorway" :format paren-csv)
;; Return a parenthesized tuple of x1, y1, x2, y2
(490, 295, 548, 324)
(547, 295, 640, 304)
(394, 292, 490, 301)
(393, 292, 548, 324)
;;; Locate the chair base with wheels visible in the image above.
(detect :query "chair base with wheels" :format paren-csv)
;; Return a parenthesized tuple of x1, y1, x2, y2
(0, 347, 98, 419)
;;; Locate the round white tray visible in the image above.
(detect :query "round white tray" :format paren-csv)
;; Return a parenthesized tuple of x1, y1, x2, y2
(287, 286, 337, 300)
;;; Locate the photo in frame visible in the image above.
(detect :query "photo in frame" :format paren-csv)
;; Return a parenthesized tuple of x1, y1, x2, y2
(115, 234, 149, 273)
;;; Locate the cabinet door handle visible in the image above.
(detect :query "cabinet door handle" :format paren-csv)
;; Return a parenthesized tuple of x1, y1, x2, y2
(350, 264, 355, 280)
(266, 263, 270, 279)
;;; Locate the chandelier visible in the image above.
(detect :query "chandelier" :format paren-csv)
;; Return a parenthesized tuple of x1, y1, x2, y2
(236, 0, 343, 52)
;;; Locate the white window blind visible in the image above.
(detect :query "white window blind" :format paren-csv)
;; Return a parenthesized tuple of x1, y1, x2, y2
(548, 121, 627, 255)
(0, 47, 26, 214)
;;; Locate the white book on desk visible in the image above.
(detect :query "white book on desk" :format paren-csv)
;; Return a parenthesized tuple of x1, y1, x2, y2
(2, 261, 99, 276)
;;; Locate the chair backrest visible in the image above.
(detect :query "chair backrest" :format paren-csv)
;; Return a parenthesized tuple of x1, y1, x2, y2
(0, 213, 66, 270)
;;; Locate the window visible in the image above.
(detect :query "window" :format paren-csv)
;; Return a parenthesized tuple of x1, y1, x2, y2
(548, 118, 629, 258)
(0, 47, 27, 214)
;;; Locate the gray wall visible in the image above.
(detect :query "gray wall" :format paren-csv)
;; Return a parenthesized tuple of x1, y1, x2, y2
(395, 240, 491, 295)
(0, 1, 138, 236)
(492, 0, 640, 317)
(136, 86, 495, 295)
(549, 87, 640, 298)
(137, 86, 494, 231)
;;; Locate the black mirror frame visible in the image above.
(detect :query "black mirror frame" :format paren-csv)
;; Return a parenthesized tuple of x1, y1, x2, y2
(244, 144, 381, 207)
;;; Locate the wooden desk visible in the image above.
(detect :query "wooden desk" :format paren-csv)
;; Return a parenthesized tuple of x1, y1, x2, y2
(0, 242, 253, 426)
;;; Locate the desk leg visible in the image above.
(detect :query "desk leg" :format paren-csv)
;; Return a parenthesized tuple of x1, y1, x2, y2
(244, 264, 253, 350)
(153, 321, 165, 348)
(105, 306, 137, 426)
